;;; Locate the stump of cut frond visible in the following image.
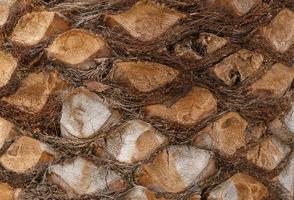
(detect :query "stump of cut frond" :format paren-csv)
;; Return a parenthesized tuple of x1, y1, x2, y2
(0, 50, 17, 89)
(10, 11, 69, 46)
(0, 182, 23, 200)
(47, 29, 112, 70)
(0, 136, 56, 173)
(0, 0, 31, 28)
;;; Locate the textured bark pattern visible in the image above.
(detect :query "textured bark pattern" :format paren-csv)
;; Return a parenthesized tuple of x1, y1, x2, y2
(0, 0, 293, 200)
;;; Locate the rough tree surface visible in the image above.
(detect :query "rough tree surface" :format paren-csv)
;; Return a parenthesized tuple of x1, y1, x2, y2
(0, 0, 293, 200)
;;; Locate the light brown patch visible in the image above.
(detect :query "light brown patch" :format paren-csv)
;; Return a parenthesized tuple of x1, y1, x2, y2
(144, 87, 217, 126)
(136, 148, 186, 193)
(194, 112, 248, 156)
(111, 61, 179, 93)
(47, 29, 111, 69)
(2, 70, 68, 113)
(106, 1, 185, 41)
(0, 50, 17, 88)
(0, 136, 55, 173)
(260, 9, 294, 53)
(246, 137, 291, 170)
(249, 63, 294, 98)
(11, 11, 69, 46)
(211, 49, 263, 86)
(208, 173, 268, 200)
